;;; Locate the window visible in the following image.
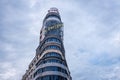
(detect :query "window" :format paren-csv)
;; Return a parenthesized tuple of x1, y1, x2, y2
(45, 20, 59, 27)
(44, 45, 60, 51)
(45, 20, 62, 35)
(36, 75, 67, 80)
(36, 59, 66, 68)
(43, 52, 62, 59)
(34, 66, 68, 78)
(45, 38, 61, 43)
(45, 14, 61, 22)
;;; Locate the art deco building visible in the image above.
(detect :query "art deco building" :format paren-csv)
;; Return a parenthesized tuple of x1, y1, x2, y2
(22, 7, 72, 80)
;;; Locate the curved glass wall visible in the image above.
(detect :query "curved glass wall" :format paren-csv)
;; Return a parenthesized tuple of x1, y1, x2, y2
(45, 20, 59, 27)
(43, 52, 62, 59)
(45, 19, 62, 35)
(45, 37, 61, 44)
(44, 14, 61, 22)
(44, 45, 61, 51)
(36, 75, 67, 80)
(36, 58, 65, 67)
(34, 66, 68, 78)
(39, 37, 61, 53)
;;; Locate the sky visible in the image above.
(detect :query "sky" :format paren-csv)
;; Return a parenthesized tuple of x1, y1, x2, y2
(0, 0, 120, 80)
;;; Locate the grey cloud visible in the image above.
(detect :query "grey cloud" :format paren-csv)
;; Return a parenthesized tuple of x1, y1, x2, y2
(1, 0, 120, 80)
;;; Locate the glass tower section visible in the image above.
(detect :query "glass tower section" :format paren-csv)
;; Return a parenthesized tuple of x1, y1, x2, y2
(22, 8, 72, 80)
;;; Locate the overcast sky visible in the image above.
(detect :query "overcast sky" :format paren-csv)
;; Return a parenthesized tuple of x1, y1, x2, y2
(0, 0, 120, 80)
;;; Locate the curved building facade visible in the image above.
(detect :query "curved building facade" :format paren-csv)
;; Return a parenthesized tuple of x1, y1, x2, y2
(22, 8, 72, 80)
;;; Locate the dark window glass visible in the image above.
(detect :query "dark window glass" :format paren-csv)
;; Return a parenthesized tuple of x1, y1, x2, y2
(47, 15, 60, 20)
(45, 20, 62, 35)
(35, 73, 68, 80)
(44, 45, 60, 51)
(34, 66, 68, 78)
(43, 52, 62, 59)
(36, 58, 65, 67)
(45, 38, 61, 43)
(45, 20, 59, 27)
(36, 75, 67, 80)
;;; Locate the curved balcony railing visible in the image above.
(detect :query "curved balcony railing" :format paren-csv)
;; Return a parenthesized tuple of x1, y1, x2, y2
(38, 43, 63, 56)
(37, 35, 64, 51)
(35, 63, 68, 72)
(37, 49, 64, 61)
(34, 71, 69, 80)
(43, 12, 61, 23)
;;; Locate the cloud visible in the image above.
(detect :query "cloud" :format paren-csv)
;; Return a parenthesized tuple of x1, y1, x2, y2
(100, 66, 120, 80)
(0, 0, 120, 80)
(0, 62, 17, 80)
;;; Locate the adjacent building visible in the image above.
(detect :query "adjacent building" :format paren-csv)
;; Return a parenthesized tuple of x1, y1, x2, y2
(22, 7, 72, 80)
